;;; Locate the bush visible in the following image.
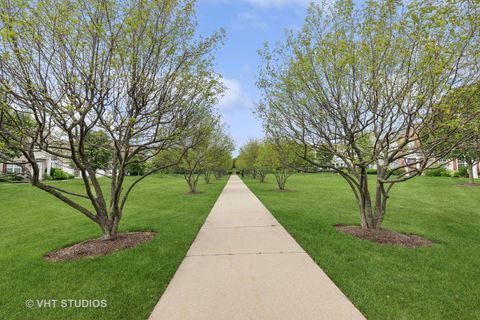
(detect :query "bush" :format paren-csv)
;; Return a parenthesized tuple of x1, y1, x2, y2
(457, 166, 469, 178)
(424, 168, 450, 177)
(125, 161, 146, 176)
(0, 174, 25, 183)
(440, 170, 453, 177)
(50, 168, 75, 180)
(367, 168, 377, 175)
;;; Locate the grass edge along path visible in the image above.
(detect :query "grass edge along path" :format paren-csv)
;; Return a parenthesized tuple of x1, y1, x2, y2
(242, 173, 480, 320)
(0, 174, 228, 320)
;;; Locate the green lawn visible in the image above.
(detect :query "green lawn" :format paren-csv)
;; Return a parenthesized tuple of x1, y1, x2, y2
(0, 174, 227, 320)
(243, 174, 480, 320)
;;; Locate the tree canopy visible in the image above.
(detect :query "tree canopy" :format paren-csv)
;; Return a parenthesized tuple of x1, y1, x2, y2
(0, 0, 224, 239)
(257, 0, 479, 229)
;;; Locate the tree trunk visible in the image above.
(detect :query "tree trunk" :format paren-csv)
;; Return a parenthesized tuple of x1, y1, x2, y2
(185, 171, 199, 193)
(259, 170, 266, 183)
(204, 171, 211, 184)
(275, 168, 287, 190)
(100, 225, 116, 240)
(354, 169, 388, 230)
(373, 181, 388, 228)
(467, 162, 475, 184)
(98, 216, 118, 240)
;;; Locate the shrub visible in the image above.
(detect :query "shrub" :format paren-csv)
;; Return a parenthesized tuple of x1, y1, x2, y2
(50, 168, 74, 180)
(424, 168, 450, 177)
(440, 170, 453, 177)
(0, 174, 25, 183)
(364, 168, 404, 176)
(458, 166, 469, 178)
(451, 171, 461, 178)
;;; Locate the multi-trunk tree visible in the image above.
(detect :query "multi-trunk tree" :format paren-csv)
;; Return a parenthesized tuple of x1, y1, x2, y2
(258, 0, 479, 229)
(254, 139, 305, 189)
(0, 0, 223, 239)
(177, 119, 233, 193)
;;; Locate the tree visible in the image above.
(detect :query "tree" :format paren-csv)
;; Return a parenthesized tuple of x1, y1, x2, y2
(153, 149, 183, 174)
(250, 139, 306, 189)
(0, 0, 224, 239)
(177, 117, 229, 193)
(269, 139, 307, 190)
(0, 92, 32, 168)
(437, 83, 480, 184)
(84, 131, 112, 172)
(236, 139, 261, 178)
(254, 142, 273, 183)
(68, 130, 113, 174)
(213, 152, 233, 179)
(179, 141, 207, 193)
(125, 155, 147, 176)
(203, 128, 234, 183)
(258, 0, 479, 229)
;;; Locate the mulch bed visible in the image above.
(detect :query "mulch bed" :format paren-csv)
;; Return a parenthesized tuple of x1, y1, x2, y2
(335, 225, 432, 248)
(185, 191, 204, 195)
(44, 232, 156, 262)
(458, 182, 480, 187)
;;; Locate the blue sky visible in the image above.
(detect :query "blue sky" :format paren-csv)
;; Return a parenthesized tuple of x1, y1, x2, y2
(196, 0, 310, 155)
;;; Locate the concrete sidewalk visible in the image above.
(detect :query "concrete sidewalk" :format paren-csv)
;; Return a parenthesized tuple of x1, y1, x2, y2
(149, 175, 365, 320)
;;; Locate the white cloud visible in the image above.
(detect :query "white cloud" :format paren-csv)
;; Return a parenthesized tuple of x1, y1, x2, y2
(217, 78, 253, 110)
(237, 11, 270, 30)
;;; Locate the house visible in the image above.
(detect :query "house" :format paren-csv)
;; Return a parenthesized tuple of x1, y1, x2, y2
(440, 159, 479, 178)
(0, 151, 78, 180)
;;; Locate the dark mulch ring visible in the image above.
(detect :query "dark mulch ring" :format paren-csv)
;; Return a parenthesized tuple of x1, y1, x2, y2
(44, 232, 156, 262)
(335, 225, 433, 248)
(458, 182, 480, 187)
(185, 191, 204, 195)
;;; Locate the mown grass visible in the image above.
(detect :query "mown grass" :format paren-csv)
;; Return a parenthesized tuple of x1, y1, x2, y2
(243, 173, 480, 320)
(0, 174, 227, 320)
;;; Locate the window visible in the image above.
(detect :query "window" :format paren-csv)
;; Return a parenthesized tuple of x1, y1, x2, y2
(439, 159, 450, 168)
(6, 164, 22, 174)
(458, 160, 467, 168)
(406, 158, 416, 166)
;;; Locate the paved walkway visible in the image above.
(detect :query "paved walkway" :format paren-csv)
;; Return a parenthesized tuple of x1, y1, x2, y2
(149, 175, 365, 320)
